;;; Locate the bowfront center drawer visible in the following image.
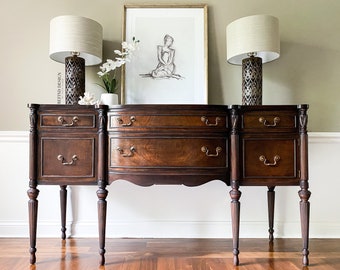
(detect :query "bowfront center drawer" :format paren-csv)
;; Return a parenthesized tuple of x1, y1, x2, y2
(108, 106, 228, 131)
(109, 137, 227, 168)
(38, 136, 97, 184)
(39, 113, 96, 129)
(108, 114, 227, 130)
(107, 105, 229, 185)
(241, 110, 297, 132)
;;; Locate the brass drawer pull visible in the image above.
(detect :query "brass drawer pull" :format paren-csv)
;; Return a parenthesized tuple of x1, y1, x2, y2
(116, 146, 136, 157)
(259, 155, 280, 166)
(58, 116, 79, 127)
(201, 116, 221, 126)
(117, 116, 136, 127)
(259, 117, 280, 127)
(57, 154, 78, 165)
(201, 146, 222, 157)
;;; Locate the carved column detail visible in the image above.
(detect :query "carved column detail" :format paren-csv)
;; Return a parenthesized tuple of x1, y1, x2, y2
(298, 105, 308, 134)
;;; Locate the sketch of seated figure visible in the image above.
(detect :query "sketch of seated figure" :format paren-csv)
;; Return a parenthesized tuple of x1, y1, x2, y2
(152, 34, 176, 77)
(141, 34, 183, 80)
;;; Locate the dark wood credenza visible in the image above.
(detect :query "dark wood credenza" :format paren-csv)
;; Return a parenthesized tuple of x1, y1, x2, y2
(28, 104, 310, 266)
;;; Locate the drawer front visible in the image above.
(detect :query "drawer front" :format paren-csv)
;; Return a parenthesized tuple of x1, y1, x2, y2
(39, 137, 95, 179)
(40, 113, 96, 129)
(242, 111, 297, 131)
(242, 138, 298, 179)
(109, 138, 227, 168)
(108, 114, 227, 130)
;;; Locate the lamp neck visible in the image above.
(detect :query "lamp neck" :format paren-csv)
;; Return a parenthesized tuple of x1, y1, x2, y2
(71, 51, 80, 57)
(247, 52, 257, 58)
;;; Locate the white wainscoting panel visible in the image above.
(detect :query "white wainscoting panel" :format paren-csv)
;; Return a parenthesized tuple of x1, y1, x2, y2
(1, 131, 339, 238)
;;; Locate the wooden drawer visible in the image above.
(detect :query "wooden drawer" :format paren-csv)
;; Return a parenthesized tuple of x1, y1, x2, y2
(109, 137, 227, 168)
(40, 113, 96, 129)
(242, 137, 298, 180)
(108, 114, 226, 130)
(241, 111, 297, 131)
(38, 137, 96, 182)
(107, 105, 228, 131)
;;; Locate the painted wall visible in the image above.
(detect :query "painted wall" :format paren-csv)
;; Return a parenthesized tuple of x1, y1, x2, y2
(1, 0, 340, 131)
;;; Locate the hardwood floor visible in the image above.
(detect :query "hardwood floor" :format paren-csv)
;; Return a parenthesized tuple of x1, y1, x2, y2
(1, 238, 339, 270)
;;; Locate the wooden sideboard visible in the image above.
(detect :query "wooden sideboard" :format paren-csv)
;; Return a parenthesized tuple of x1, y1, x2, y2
(27, 104, 310, 266)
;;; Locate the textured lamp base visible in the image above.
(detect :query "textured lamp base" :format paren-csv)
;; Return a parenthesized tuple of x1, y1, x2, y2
(65, 56, 85, 105)
(242, 56, 262, 105)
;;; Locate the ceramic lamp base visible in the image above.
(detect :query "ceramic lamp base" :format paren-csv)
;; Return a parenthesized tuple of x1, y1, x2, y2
(242, 56, 262, 105)
(65, 55, 85, 105)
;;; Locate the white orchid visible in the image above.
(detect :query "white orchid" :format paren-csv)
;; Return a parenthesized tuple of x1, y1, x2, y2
(97, 37, 140, 93)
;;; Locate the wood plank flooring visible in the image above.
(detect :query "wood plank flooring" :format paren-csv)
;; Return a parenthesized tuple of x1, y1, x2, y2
(1, 238, 339, 270)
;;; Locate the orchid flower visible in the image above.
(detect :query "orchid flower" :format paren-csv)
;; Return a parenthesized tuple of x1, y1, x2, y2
(97, 37, 140, 93)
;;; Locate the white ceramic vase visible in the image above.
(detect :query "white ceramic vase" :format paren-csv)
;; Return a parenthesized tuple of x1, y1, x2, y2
(100, 93, 119, 106)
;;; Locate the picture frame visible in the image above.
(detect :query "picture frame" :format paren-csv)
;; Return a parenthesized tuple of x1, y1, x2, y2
(122, 4, 208, 104)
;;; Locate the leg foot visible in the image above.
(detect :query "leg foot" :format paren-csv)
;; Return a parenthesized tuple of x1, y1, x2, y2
(97, 183, 108, 266)
(302, 248, 309, 266)
(233, 248, 239, 265)
(99, 250, 105, 266)
(28, 187, 39, 265)
(299, 180, 311, 266)
(29, 247, 37, 265)
(230, 181, 241, 266)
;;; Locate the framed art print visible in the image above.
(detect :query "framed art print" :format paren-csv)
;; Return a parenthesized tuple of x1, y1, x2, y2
(122, 4, 208, 104)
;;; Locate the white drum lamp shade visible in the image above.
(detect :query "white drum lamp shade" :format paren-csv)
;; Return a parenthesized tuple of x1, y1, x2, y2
(50, 15, 102, 65)
(226, 15, 280, 105)
(49, 15, 103, 104)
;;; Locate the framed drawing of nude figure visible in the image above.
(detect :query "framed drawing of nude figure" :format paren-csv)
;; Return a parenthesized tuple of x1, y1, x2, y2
(122, 4, 208, 104)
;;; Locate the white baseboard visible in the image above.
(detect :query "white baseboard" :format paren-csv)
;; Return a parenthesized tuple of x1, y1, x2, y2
(0, 221, 72, 238)
(2, 220, 340, 238)
(72, 221, 340, 238)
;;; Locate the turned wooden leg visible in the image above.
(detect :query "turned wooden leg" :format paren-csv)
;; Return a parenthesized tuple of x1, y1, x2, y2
(97, 183, 108, 266)
(299, 180, 311, 266)
(27, 187, 39, 265)
(267, 186, 275, 242)
(60, 185, 67, 240)
(230, 181, 241, 266)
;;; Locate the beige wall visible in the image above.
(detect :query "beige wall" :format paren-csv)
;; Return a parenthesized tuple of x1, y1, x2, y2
(1, 0, 340, 131)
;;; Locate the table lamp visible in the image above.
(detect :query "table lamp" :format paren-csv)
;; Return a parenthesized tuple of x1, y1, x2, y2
(226, 14, 280, 105)
(49, 15, 103, 104)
